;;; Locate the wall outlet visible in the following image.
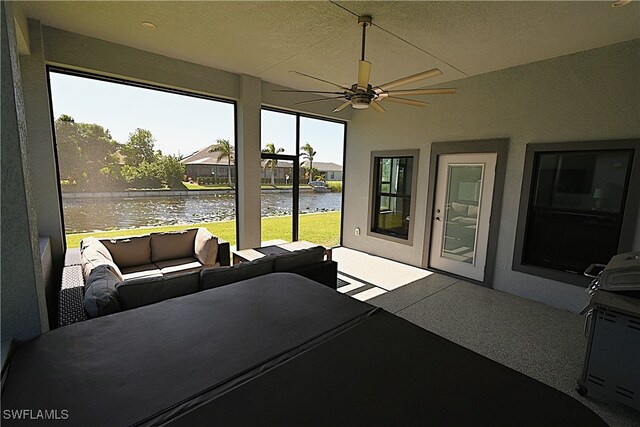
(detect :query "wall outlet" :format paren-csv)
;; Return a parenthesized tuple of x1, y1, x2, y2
(355, 227, 360, 236)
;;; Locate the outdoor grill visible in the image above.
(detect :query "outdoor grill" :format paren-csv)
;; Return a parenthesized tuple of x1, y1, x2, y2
(577, 252, 640, 410)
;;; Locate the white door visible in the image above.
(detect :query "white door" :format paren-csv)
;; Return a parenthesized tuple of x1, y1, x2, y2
(429, 153, 497, 282)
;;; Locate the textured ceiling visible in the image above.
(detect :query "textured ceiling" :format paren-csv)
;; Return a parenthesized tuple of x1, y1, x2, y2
(17, 1, 640, 93)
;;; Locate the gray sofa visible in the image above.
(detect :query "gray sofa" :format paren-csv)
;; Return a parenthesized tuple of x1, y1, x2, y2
(80, 228, 230, 317)
(79, 243, 337, 319)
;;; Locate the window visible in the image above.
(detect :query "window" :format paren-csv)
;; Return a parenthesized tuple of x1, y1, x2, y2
(515, 141, 639, 284)
(371, 154, 416, 240)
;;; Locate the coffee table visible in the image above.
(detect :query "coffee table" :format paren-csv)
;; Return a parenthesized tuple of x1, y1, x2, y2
(232, 241, 332, 265)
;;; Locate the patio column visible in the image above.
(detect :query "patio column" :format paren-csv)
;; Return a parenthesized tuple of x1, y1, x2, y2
(236, 74, 261, 249)
(20, 19, 65, 328)
(1, 2, 49, 340)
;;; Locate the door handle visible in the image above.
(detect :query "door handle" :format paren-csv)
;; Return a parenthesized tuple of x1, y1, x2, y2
(435, 217, 441, 221)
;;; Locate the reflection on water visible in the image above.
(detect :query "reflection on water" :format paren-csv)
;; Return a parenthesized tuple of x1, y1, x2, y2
(63, 192, 342, 233)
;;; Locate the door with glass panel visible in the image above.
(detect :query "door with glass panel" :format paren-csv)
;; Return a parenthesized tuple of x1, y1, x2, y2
(429, 153, 497, 281)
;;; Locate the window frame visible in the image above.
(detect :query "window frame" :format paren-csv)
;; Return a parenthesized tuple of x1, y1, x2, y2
(368, 150, 419, 245)
(512, 139, 640, 287)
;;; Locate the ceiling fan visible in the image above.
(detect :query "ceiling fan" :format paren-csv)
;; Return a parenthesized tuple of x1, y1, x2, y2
(276, 15, 456, 113)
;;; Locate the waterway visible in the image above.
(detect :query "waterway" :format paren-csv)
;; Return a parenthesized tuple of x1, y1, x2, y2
(63, 192, 342, 233)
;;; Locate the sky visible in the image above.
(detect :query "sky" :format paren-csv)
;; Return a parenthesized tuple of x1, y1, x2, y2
(49, 72, 345, 164)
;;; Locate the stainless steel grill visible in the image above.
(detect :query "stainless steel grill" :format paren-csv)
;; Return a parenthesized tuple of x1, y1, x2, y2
(577, 251, 640, 410)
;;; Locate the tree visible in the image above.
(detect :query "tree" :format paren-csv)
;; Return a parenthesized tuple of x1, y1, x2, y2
(158, 155, 186, 189)
(300, 142, 316, 184)
(261, 143, 284, 186)
(208, 139, 234, 188)
(120, 128, 158, 166)
(54, 115, 121, 191)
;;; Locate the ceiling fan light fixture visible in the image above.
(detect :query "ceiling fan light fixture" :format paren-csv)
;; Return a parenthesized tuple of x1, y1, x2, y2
(351, 101, 370, 109)
(611, 0, 632, 7)
(142, 21, 157, 30)
(351, 93, 372, 109)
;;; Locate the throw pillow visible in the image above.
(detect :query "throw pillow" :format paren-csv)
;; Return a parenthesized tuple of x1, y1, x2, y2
(83, 264, 122, 318)
(451, 202, 469, 216)
(80, 238, 123, 281)
(194, 228, 219, 266)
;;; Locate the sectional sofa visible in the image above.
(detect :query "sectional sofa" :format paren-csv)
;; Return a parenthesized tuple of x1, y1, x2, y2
(79, 233, 337, 319)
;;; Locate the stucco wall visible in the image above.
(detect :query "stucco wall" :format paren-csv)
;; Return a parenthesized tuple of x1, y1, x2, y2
(342, 39, 640, 312)
(1, 2, 48, 342)
(20, 20, 65, 327)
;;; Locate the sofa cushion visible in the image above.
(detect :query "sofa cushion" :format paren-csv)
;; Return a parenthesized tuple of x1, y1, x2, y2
(200, 257, 274, 290)
(451, 202, 469, 216)
(116, 271, 200, 310)
(150, 229, 197, 263)
(81, 237, 114, 262)
(101, 236, 152, 268)
(83, 265, 122, 318)
(155, 257, 203, 275)
(80, 238, 123, 281)
(194, 228, 219, 266)
(468, 205, 479, 218)
(272, 246, 326, 272)
(120, 264, 162, 281)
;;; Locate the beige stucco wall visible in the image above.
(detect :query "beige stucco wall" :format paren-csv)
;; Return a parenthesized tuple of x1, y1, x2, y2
(342, 39, 640, 312)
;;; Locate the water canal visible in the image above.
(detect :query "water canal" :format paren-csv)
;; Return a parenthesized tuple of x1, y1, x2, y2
(62, 192, 342, 233)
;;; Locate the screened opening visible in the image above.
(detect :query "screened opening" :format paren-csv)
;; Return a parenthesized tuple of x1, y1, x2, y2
(260, 108, 345, 247)
(48, 69, 237, 248)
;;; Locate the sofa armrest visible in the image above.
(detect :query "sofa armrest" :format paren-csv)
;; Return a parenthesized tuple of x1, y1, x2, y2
(217, 240, 231, 266)
(287, 260, 338, 290)
(59, 265, 88, 327)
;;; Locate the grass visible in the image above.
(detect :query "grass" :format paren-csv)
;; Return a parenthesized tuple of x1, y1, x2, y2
(65, 211, 341, 249)
(326, 181, 342, 192)
(182, 182, 233, 190)
(182, 182, 311, 190)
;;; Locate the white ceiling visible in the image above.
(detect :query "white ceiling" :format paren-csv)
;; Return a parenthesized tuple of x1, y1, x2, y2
(17, 1, 640, 92)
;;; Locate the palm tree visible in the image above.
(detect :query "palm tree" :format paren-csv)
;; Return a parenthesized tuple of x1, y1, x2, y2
(261, 143, 284, 186)
(300, 142, 316, 184)
(208, 139, 234, 188)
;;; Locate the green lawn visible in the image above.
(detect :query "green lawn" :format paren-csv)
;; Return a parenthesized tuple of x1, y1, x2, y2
(183, 182, 310, 191)
(182, 182, 233, 190)
(66, 211, 341, 248)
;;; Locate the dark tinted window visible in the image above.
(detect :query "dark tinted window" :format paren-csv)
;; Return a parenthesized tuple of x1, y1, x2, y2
(372, 157, 414, 239)
(523, 149, 633, 273)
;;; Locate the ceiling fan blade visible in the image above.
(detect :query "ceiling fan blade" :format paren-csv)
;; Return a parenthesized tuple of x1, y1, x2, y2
(382, 97, 429, 107)
(333, 101, 352, 113)
(294, 96, 346, 106)
(383, 88, 456, 97)
(357, 60, 371, 89)
(274, 89, 349, 95)
(369, 101, 386, 113)
(290, 70, 352, 91)
(376, 68, 443, 92)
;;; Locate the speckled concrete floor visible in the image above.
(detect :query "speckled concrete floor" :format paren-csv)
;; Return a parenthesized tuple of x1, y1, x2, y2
(368, 275, 640, 427)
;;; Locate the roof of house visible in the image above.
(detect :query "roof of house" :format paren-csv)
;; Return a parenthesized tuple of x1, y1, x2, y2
(181, 145, 231, 166)
(302, 161, 342, 172)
